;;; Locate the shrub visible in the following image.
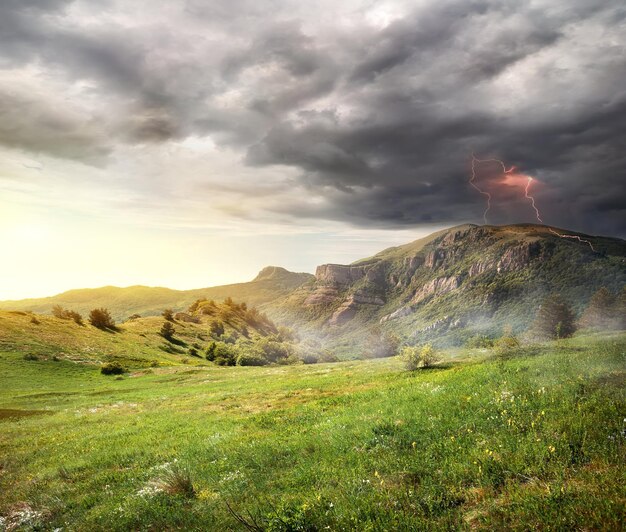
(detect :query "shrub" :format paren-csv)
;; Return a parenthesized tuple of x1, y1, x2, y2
(466, 335, 494, 348)
(401, 344, 439, 370)
(162, 308, 174, 321)
(127, 313, 141, 321)
(100, 362, 125, 375)
(494, 336, 521, 358)
(52, 305, 83, 325)
(89, 308, 116, 330)
(160, 321, 176, 341)
(23, 353, 39, 361)
(30, 316, 40, 325)
(209, 320, 225, 338)
(188, 347, 200, 358)
(206, 341, 217, 361)
(236, 352, 268, 366)
(212, 342, 238, 366)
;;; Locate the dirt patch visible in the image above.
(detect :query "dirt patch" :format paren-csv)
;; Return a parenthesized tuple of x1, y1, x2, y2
(0, 409, 54, 421)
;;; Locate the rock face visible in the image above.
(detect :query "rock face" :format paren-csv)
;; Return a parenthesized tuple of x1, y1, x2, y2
(315, 264, 371, 285)
(380, 306, 413, 323)
(328, 290, 385, 326)
(304, 286, 339, 305)
(412, 276, 462, 303)
(496, 242, 541, 273)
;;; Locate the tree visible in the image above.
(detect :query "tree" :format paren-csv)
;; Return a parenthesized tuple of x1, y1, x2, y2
(530, 294, 577, 340)
(210, 320, 224, 338)
(580, 287, 616, 329)
(162, 308, 174, 321)
(160, 321, 176, 341)
(400, 344, 439, 370)
(89, 308, 116, 330)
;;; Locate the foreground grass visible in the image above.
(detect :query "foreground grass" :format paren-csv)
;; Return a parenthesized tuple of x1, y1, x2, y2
(0, 334, 624, 530)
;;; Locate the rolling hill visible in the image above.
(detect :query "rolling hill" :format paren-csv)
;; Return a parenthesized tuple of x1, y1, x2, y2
(0, 266, 313, 321)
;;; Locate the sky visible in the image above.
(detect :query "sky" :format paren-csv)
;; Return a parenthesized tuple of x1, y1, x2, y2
(1, 0, 625, 299)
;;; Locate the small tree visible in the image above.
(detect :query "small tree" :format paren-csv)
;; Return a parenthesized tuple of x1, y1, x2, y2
(160, 321, 176, 341)
(400, 344, 439, 370)
(530, 294, 576, 340)
(162, 308, 174, 321)
(580, 287, 617, 330)
(206, 341, 217, 361)
(210, 320, 225, 338)
(89, 308, 116, 330)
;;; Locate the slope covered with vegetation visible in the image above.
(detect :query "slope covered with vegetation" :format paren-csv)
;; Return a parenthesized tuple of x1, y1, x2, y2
(0, 267, 313, 321)
(0, 333, 624, 530)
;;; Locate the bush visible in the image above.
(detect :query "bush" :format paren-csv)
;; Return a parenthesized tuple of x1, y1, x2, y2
(188, 347, 200, 358)
(209, 320, 225, 338)
(401, 344, 439, 370)
(30, 316, 40, 325)
(494, 336, 521, 358)
(236, 352, 268, 366)
(126, 313, 141, 321)
(212, 342, 238, 366)
(160, 321, 176, 340)
(100, 362, 125, 375)
(89, 308, 116, 330)
(162, 308, 174, 321)
(23, 353, 39, 361)
(466, 335, 495, 348)
(52, 305, 83, 325)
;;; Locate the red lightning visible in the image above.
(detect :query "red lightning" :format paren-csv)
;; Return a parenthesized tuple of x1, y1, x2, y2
(470, 154, 515, 223)
(523, 175, 596, 252)
(472, 155, 597, 252)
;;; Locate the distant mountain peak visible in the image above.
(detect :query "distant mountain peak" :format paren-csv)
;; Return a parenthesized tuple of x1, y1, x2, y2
(253, 266, 301, 281)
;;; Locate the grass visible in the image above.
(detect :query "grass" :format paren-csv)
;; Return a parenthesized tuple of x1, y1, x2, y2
(0, 332, 624, 530)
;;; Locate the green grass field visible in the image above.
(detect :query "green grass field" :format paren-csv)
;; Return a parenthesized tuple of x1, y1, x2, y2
(1, 331, 624, 530)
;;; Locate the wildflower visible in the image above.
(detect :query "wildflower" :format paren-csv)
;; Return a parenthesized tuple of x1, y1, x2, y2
(412, 441, 417, 449)
(548, 445, 556, 453)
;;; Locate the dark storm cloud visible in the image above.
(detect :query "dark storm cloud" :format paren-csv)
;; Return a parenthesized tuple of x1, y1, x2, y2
(0, 0, 625, 236)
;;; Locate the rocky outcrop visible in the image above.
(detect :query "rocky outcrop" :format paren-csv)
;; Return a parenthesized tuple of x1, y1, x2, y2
(328, 290, 385, 326)
(496, 242, 541, 273)
(412, 276, 462, 303)
(380, 306, 413, 323)
(304, 286, 339, 305)
(315, 264, 371, 285)
(468, 260, 496, 277)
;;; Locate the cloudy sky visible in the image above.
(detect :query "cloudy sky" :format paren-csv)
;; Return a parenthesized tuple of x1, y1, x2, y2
(1, 0, 625, 299)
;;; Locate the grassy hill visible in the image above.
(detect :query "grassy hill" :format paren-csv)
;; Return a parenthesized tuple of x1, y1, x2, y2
(0, 297, 303, 369)
(0, 267, 313, 322)
(1, 332, 624, 529)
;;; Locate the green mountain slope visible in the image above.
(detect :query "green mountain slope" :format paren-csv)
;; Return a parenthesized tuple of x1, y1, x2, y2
(0, 267, 313, 321)
(266, 224, 626, 355)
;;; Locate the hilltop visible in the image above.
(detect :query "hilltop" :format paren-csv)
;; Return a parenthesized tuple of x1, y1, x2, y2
(0, 267, 313, 321)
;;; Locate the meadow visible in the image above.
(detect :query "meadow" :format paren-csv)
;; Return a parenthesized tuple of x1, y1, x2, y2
(0, 333, 624, 530)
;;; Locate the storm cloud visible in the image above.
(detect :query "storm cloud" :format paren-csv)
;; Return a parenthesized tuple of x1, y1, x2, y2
(1, 0, 625, 236)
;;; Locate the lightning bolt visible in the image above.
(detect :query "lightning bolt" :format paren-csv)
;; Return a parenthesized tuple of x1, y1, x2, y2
(471, 154, 596, 252)
(524, 177, 543, 224)
(470, 154, 515, 223)
(523, 175, 595, 252)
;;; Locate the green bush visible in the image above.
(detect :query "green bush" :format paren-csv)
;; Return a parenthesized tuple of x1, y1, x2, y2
(236, 352, 268, 366)
(400, 344, 439, 370)
(494, 336, 521, 358)
(23, 353, 39, 361)
(160, 321, 175, 340)
(100, 362, 125, 375)
(89, 308, 116, 330)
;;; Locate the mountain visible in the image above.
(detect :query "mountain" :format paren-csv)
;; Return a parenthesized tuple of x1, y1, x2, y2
(265, 224, 626, 355)
(0, 266, 313, 321)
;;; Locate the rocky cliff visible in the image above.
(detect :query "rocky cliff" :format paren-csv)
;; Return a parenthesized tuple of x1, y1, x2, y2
(266, 224, 626, 354)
